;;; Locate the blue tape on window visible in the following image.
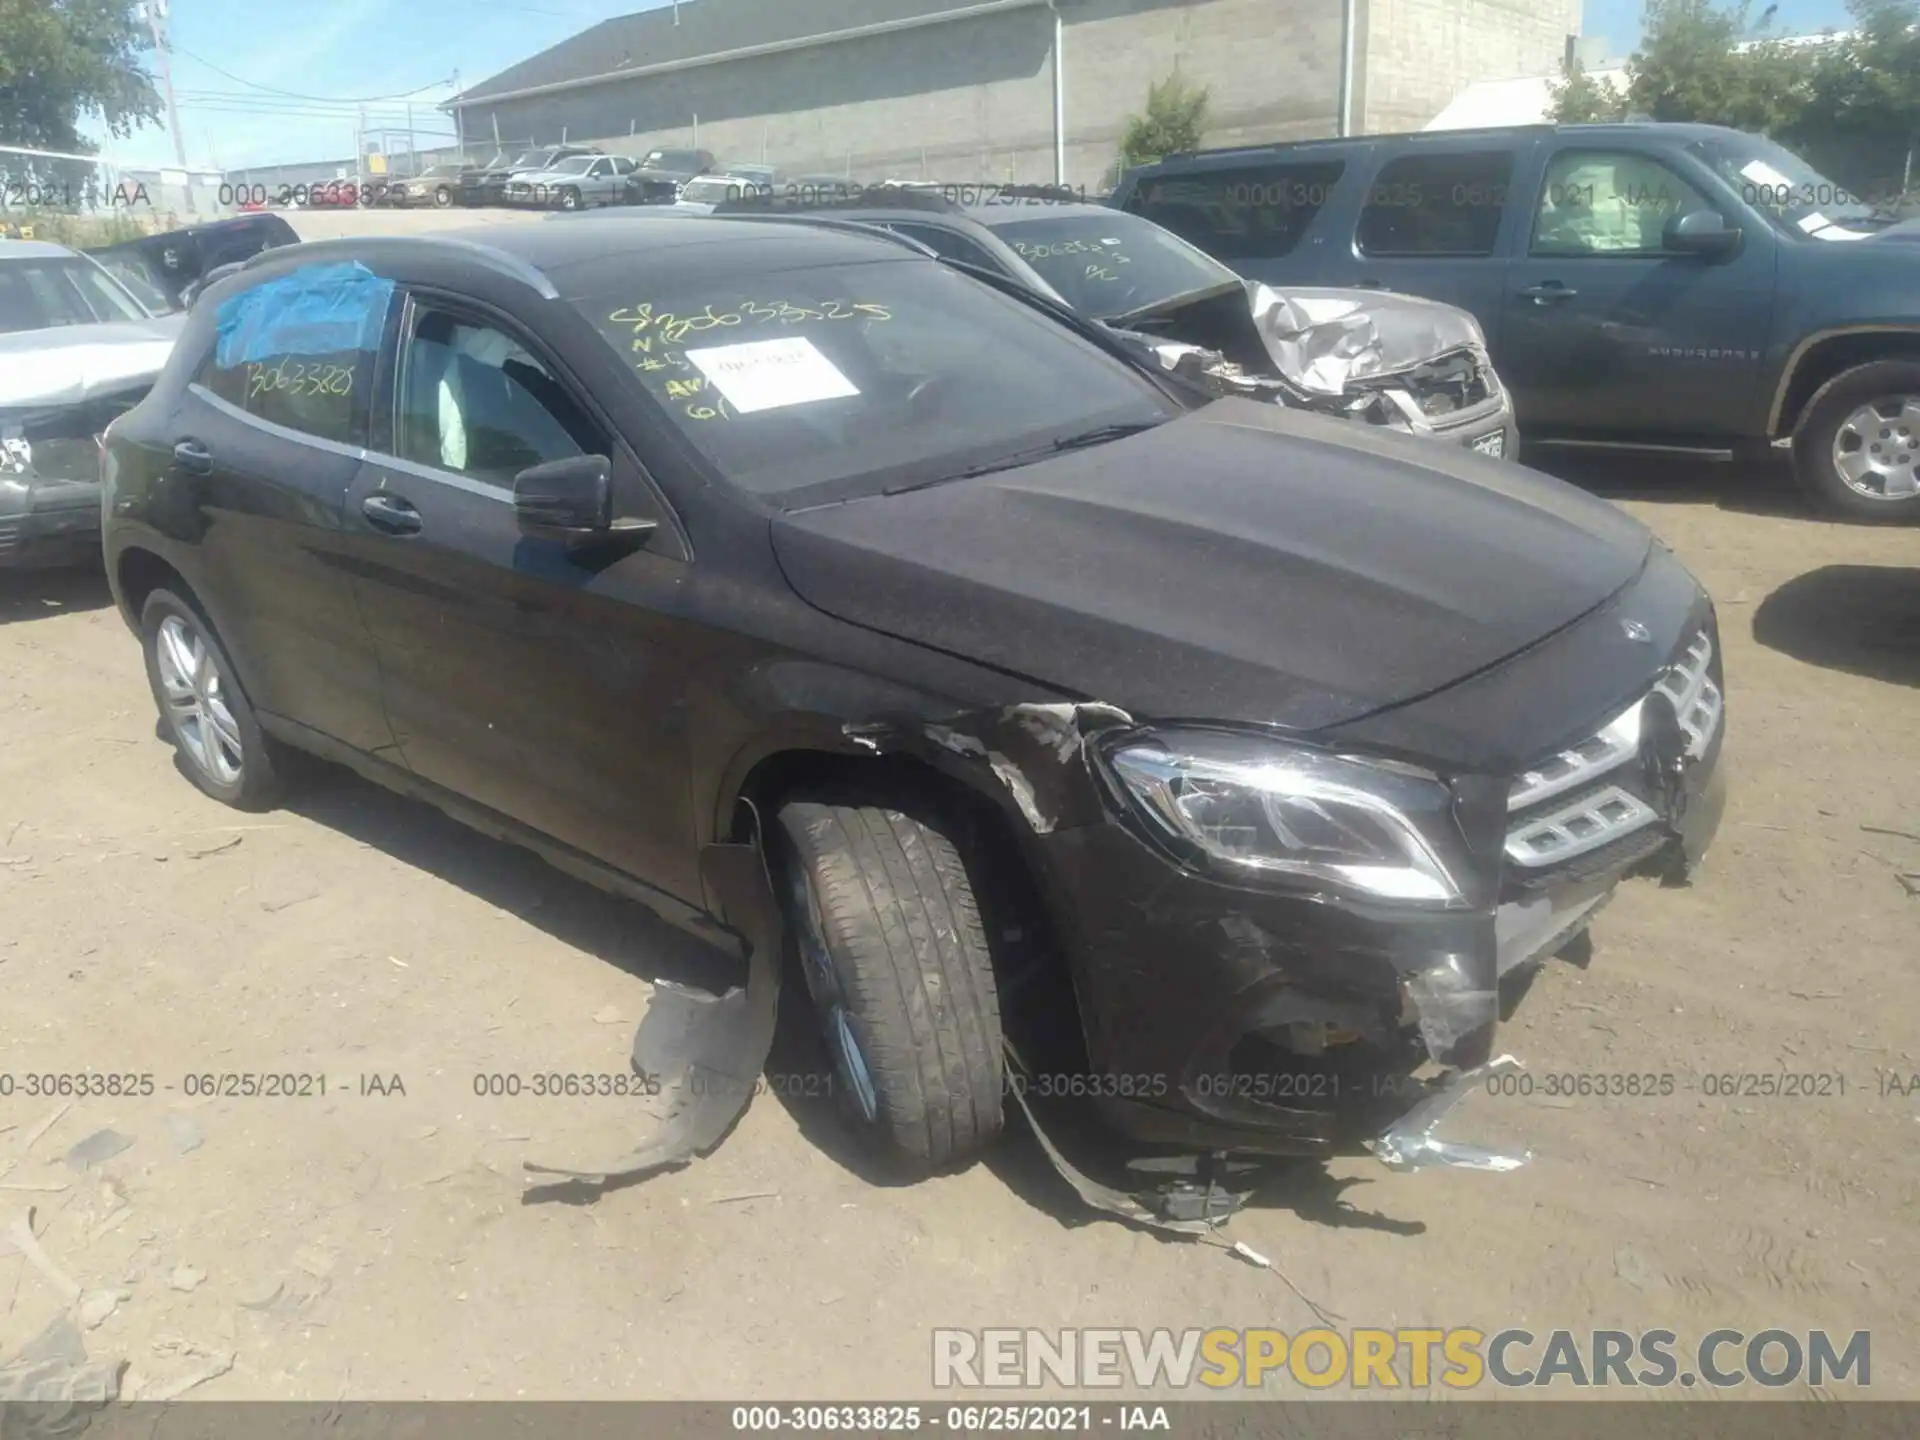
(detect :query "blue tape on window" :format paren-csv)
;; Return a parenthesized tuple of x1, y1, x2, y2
(215, 261, 393, 368)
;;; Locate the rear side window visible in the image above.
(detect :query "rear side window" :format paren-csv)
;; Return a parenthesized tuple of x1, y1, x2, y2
(1122, 160, 1346, 261)
(1357, 150, 1515, 257)
(196, 261, 392, 445)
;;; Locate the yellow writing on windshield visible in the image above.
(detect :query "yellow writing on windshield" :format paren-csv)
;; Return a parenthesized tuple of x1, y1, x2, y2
(607, 299, 892, 346)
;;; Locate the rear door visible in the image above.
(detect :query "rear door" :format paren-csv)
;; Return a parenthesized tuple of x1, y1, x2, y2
(1499, 142, 1776, 440)
(1344, 138, 1535, 348)
(167, 261, 398, 753)
(342, 289, 704, 903)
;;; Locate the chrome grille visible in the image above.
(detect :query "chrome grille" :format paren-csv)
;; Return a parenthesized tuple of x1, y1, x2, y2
(1504, 624, 1721, 872)
(1652, 629, 1722, 759)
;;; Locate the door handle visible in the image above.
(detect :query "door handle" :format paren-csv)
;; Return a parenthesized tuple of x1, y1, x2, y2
(1520, 283, 1579, 303)
(361, 492, 423, 535)
(172, 439, 213, 475)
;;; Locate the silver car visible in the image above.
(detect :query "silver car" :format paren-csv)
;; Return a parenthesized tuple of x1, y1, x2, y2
(505, 154, 640, 211)
(1, 241, 182, 568)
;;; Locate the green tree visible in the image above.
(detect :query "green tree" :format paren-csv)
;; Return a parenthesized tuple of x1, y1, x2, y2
(0, 0, 161, 154)
(1118, 72, 1211, 173)
(1617, 0, 1806, 131)
(1790, 0, 1920, 195)
(1549, 60, 1629, 123)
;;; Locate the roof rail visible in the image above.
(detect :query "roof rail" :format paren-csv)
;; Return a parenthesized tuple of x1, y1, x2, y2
(1152, 121, 1557, 164)
(240, 233, 558, 299)
(714, 183, 962, 216)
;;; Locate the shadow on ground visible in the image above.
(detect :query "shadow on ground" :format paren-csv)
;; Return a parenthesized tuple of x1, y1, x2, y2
(0, 560, 114, 625)
(1524, 448, 1816, 520)
(1753, 564, 1920, 688)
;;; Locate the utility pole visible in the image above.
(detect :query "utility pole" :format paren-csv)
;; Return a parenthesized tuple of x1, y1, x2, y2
(1337, 0, 1357, 137)
(139, 0, 196, 210)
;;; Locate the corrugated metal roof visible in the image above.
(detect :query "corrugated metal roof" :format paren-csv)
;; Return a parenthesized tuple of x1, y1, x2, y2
(452, 0, 1039, 107)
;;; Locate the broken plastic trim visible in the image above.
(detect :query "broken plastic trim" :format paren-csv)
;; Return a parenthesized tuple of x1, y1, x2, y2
(523, 816, 785, 1187)
(1003, 1043, 1253, 1235)
(1364, 1054, 1531, 1173)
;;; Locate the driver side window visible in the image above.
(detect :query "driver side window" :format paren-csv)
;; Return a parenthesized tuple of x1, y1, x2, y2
(1531, 151, 1713, 257)
(396, 305, 604, 486)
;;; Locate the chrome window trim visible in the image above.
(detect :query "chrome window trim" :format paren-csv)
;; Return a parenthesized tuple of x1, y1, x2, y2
(189, 382, 367, 461)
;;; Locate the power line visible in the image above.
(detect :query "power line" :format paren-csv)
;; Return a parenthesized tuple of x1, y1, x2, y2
(170, 45, 453, 102)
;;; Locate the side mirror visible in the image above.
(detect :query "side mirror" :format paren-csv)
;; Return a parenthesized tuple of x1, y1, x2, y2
(512, 454, 655, 551)
(1664, 209, 1741, 257)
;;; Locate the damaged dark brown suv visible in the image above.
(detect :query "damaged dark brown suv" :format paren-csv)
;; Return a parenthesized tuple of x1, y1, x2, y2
(99, 217, 1726, 1213)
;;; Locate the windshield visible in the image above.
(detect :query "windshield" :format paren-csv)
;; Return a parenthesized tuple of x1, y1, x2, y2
(645, 151, 701, 170)
(89, 252, 178, 314)
(418, 165, 459, 179)
(510, 150, 559, 169)
(549, 156, 597, 175)
(983, 208, 1241, 319)
(0, 257, 152, 333)
(572, 255, 1174, 504)
(1689, 134, 1884, 236)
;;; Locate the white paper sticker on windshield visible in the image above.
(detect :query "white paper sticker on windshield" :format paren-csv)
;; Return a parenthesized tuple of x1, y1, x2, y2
(684, 336, 860, 414)
(1739, 159, 1795, 191)
(1798, 212, 1872, 240)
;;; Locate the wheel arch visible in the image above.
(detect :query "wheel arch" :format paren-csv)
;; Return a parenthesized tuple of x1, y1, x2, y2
(1770, 327, 1920, 438)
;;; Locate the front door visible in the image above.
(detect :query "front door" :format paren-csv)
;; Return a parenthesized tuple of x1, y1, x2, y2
(1499, 145, 1777, 440)
(342, 293, 703, 903)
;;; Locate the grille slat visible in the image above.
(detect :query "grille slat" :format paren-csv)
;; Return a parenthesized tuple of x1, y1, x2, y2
(1503, 625, 1721, 874)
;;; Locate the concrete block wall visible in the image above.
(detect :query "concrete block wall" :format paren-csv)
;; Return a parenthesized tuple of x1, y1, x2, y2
(1360, 0, 1583, 134)
(454, 0, 1583, 197)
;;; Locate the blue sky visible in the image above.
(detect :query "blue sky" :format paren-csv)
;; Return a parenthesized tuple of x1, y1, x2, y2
(95, 0, 1862, 173)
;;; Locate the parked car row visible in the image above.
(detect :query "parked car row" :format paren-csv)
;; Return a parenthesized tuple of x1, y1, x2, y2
(82, 204, 1728, 1216)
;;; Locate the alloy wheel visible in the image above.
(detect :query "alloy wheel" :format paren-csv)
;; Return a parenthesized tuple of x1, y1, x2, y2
(155, 615, 244, 786)
(1831, 395, 1920, 501)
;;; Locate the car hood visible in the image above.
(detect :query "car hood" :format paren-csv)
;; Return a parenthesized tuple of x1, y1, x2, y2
(772, 398, 1651, 732)
(0, 316, 185, 408)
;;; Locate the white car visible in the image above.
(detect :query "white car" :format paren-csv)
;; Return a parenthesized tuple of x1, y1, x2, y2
(670, 174, 774, 215)
(1, 241, 182, 567)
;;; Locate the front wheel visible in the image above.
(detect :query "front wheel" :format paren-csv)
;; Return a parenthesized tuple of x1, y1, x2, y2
(558, 186, 581, 211)
(774, 797, 1004, 1174)
(433, 185, 452, 208)
(1792, 360, 1920, 522)
(140, 588, 288, 810)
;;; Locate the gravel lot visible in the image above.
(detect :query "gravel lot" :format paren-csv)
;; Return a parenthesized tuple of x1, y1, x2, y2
(1, 202, 1916, 1401)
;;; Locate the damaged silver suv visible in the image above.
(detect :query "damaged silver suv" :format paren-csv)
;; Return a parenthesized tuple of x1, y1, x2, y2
(100, 218, 1725, 1218)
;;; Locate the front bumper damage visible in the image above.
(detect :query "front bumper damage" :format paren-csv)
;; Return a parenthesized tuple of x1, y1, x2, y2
(1111, 281, 1516, 456)
(533, 623, 1725, 1230)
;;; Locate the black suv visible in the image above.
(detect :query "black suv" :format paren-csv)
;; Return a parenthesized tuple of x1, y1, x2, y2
(1116, 121, 1920, 521)
(98, 217, 1725, 1203)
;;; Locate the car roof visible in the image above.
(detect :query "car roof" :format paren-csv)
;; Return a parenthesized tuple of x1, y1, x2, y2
(238, 213, 924, 293)
(0, 240, 81, 260)
(1136, 120, 1756, 172)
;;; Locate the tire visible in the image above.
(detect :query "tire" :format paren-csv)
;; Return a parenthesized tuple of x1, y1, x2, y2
(774, 797, 1004, 1173)
(139, 588, 287, 811)
(433, 186, 452, 208)
(559, 186, 581, 211)
(1792, 360, 1920, 522)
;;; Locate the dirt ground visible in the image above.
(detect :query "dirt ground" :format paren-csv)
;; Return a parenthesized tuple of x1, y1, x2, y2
(1, 204, 1917, 1401)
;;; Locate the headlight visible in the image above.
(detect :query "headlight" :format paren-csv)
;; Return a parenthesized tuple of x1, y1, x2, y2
(1105, 729, 1468, 906)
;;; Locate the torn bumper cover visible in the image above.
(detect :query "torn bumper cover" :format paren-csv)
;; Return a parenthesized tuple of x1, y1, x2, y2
(1113, 281, 1515, 454)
